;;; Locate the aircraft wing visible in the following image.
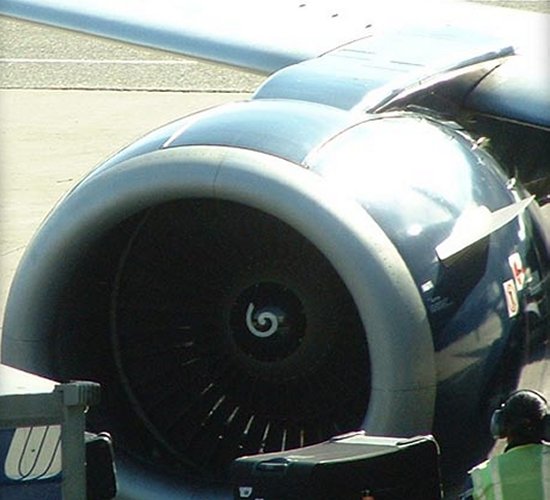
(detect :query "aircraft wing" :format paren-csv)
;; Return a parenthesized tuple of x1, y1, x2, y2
(0, 0, 546, 75)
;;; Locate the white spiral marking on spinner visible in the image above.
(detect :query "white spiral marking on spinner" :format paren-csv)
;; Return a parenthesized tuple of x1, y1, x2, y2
(246, 303, 278, 338)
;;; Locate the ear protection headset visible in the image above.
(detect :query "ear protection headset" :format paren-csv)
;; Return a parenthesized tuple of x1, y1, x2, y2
(490, 389, 550, 440)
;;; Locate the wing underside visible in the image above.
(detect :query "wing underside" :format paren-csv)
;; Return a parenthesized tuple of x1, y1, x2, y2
(0, 0, 546, 75)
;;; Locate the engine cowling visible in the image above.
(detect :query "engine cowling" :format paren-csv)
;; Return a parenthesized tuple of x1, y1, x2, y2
(3, 98, 543, 497)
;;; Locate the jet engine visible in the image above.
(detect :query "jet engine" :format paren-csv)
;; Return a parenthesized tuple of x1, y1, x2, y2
(3, 98, 548, 498)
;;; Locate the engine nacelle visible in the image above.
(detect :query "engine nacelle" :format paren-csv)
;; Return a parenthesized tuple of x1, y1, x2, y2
(3, 98, 547, 497)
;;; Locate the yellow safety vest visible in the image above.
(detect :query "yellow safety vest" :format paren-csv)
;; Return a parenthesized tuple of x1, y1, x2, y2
(470, 443, 550, 500)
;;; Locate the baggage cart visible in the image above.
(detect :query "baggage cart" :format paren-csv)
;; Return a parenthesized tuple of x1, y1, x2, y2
(231, 431, 442, 500)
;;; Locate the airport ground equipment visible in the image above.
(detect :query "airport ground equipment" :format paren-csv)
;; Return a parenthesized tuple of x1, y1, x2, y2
(232, 432, 442, 500)
(0, 364, 105, 499)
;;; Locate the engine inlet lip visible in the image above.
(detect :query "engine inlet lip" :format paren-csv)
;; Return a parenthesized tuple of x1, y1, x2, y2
(3, 144, 435, 443)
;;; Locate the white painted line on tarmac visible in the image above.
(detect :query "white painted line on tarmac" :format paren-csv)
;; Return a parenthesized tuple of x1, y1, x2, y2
(0, 58, 196, 65)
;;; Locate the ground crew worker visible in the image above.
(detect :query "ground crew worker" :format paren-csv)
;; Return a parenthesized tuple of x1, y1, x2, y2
(468, 389, 550, 500)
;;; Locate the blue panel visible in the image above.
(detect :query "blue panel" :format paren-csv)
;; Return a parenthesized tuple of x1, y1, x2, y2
(306, 113, 535, 355)
(0, 482, 62, 500)
(165, 99, 351, 164)
(0, 429, 62, 500)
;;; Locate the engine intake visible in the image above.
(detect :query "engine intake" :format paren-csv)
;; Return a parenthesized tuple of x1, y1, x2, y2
(109, 198, 370, 474)
(2, 144, 435, 486)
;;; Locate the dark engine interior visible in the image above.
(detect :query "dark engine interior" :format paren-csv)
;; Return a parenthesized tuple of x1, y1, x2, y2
(53, 198, 370, 479)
